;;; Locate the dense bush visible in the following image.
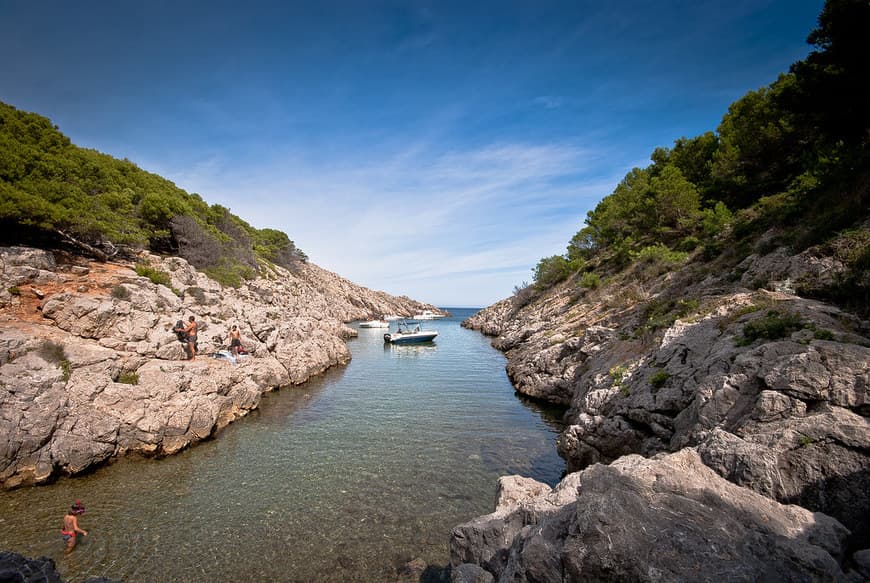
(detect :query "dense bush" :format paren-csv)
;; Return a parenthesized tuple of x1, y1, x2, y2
(533, 255, 579, 288)
(0, 101, 307, 283)
(135, 263, 172, 287)
(579, 272, 600, 289)
(118, 372, 139, 385)
(650, 370, 670, 388)
(737, 310, 805, 346)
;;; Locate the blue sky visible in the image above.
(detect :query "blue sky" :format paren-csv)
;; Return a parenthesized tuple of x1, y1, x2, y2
(0, 0, 824, 307)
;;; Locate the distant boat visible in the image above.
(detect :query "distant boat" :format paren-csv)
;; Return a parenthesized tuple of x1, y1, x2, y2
(412, 310, 446, 320)
(383, 320, 438, 344)
(382, 314, 402, 321)
(360, 319, 390, 328)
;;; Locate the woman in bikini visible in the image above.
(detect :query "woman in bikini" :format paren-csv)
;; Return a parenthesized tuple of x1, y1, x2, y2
(61, 502, 88, 554)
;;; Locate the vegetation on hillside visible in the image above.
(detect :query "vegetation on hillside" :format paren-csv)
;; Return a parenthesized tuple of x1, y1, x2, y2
(530, 0, 869, 316)
(0, 105, 307, 286)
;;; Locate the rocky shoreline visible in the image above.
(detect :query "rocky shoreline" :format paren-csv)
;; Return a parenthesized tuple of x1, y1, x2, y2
(0, 245, 440, 488)
(453, 240, 870, 581)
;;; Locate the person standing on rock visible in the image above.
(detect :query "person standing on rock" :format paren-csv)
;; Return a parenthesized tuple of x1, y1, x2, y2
(61, 501, 87, 554)
(228, 325, 242, 356)
(184, 316, 198, 361)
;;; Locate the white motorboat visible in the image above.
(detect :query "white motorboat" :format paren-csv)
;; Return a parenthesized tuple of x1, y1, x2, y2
(383, 320, 438, 344)
(412, 310, 446, 320)
(382, 314, 402, 321)
(359, 319, 390, 328)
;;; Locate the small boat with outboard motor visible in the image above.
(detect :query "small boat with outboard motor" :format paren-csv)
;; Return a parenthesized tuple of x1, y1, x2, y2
(383, 319, 438, 344)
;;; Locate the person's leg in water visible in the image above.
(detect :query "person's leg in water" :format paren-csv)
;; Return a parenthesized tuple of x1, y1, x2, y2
(63, 532, 75, 554)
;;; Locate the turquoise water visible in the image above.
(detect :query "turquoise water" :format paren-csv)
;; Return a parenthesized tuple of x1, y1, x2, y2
(0, 308, 565, 582)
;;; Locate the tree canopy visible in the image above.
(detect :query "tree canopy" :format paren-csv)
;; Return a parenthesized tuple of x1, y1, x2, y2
(0, 102, 306, 285)
(532, 0, 869, 295)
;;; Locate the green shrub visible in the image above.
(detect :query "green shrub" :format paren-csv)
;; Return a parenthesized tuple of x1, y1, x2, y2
(135, 263, 172, 287)
(609, 365, 628, 388)
(7, 286, 21, 296)
(111, 285, 131, 300)
(812, 328, 835, 341)
(118, 372, 139, 385)
(533, 255, 576, 288)
(579, 272, 601, 289)
(204, 259, 255, 289)
(677, 236, 701, 252)
(633, 244, 689, 266)
(736, 310, 805, 346)
(61, 360, 71, 382)
(650, 370, 670, 388)
(643, 298, 700, 332)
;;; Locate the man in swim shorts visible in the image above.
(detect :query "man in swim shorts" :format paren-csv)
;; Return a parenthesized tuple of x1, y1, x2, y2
(229, 325, 242, 356)
(184, 315, 198, 361)
(61, 501, 88, 554)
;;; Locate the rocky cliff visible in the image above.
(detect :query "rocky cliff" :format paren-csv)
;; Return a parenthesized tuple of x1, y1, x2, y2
(455, 232, 870, 581)
(0, 246, 440, 488)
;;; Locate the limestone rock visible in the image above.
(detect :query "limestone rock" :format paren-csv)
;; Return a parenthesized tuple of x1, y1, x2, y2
(0, 246, 438, 487)
(450, 449, 850, 582)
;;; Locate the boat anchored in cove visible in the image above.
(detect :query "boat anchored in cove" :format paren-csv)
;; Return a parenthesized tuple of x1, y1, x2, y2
(383, 320, 438, 344)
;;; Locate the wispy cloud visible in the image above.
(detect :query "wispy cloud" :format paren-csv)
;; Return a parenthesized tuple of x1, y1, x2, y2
(533, 96, 565, 109)
(155, 138, 618, 305)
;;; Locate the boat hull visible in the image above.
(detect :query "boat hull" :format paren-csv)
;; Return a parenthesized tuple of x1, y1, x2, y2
(384, 331, 439, 343)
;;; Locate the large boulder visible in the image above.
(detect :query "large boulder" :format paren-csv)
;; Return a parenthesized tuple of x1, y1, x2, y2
(451, 449, 853, 582)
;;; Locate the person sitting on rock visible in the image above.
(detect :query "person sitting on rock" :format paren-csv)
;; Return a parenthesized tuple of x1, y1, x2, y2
(184, 316, 198, 361)
(61, 501, 88, 554)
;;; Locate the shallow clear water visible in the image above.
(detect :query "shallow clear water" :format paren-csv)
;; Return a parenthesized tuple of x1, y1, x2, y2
(0, 308, 565, 582)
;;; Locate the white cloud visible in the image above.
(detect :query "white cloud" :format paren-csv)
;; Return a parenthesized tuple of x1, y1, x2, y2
(154, 138, 619, 306)
(533, 96, 565, 109)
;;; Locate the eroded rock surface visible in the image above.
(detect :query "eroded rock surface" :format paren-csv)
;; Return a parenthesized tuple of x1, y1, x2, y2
(461, 238, 870, 577)
(451, 449, 856, 582)
(0, 246, 438, 487)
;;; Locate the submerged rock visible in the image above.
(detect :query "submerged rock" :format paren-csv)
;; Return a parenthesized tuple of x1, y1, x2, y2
(0, 551, 61, 583)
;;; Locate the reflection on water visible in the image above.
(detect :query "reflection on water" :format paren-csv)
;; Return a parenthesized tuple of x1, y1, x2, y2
(0, 308, 566, 582)
(384, 342, 438, 357)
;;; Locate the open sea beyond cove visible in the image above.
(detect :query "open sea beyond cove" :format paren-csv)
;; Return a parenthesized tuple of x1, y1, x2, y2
(0, 308, 566, 582)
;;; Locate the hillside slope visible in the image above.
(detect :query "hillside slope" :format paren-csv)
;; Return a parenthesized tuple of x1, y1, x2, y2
(451, 1, 870, 580)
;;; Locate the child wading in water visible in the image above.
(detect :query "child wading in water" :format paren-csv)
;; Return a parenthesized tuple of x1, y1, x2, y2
(61, 501, 88, 554)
